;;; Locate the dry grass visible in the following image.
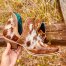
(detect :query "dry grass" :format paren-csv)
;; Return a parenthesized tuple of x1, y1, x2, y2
(0, 0, 63, 24)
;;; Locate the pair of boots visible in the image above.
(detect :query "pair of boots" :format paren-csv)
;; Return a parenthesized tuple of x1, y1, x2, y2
(3, 13, 59, 55)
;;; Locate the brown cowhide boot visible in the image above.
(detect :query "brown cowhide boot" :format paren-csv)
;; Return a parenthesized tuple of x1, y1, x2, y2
(20, 17, 59, 55)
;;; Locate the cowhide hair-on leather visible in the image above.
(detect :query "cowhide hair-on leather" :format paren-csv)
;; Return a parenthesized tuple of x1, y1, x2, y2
(3, 17, 19, 41)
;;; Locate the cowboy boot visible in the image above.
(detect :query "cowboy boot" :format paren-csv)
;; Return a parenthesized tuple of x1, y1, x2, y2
(3, 12, 22, 49)
(21, 18, 59, 54)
